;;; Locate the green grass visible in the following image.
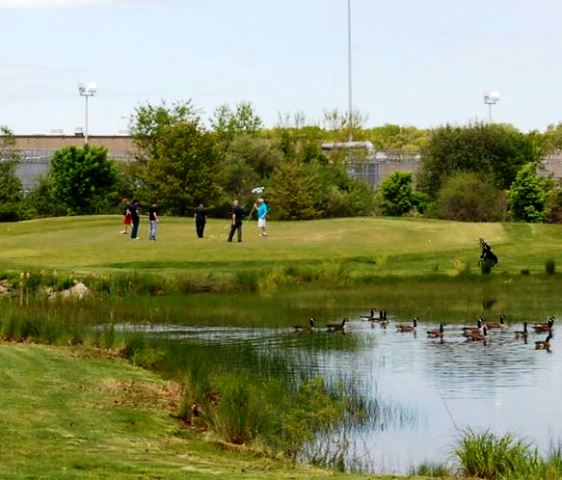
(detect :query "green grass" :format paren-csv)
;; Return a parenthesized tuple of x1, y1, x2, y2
(1, 342, 417, 479)
(455, 429, 562, 480)
(1, 215, 561, 278)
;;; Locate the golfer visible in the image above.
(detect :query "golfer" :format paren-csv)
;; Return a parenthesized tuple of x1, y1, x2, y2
(227, 199, 244, 243)
(256, 198, 268, 237)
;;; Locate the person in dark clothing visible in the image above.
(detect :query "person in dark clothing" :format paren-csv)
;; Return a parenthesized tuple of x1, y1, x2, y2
(129, 199, 140, 239)
(227, 200, 244, 243)
(194, 203, 207, 238)
(148, 201, 159, 241)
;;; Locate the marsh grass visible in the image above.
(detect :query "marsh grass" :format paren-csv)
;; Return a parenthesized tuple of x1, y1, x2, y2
(410, 462, 451, 478)
(454, 429, 562, 480)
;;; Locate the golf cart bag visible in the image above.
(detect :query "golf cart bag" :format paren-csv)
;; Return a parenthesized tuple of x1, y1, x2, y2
(479, 238, 498, 267)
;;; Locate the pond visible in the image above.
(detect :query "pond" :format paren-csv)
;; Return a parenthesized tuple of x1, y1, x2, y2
(125, 307, 561, 475)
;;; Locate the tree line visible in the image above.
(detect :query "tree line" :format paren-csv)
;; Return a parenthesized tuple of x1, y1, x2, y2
(2, 100, 562, 223)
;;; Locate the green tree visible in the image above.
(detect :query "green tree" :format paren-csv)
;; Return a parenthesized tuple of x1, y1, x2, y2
(433, 171, 506, 222)
(219, 136, 282, 199)
(24, 175, 65, 217)
(508, 163, 546, 222)
(418, 123, 539, 197)
(50, 145, 118, 215)
(544, 186, 562, 223)
(0, 126, 25, 221)
(268, 160, 318, 220)
(130, 101, 219, 215)
(210, 101, 262, 141)
(378, 171, 417, 216)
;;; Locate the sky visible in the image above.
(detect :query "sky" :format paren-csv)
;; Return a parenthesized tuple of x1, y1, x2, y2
(1, 0, 562, 135)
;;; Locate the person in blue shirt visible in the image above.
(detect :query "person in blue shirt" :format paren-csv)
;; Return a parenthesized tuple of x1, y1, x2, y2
(256, 198, 268, 237)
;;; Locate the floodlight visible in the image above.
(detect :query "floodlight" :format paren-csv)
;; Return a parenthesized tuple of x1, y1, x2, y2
(78, 80, 98, 143)
(483, 91, 500, 123)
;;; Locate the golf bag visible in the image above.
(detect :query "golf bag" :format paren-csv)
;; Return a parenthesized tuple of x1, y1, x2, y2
(479, 238, 498, 266)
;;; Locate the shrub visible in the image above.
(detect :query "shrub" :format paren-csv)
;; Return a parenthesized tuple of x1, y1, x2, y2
(377, 171, 418, 216)
(544, 188, 562, 223)
(545, 259, 556, 275)
(508, 163, 547, 222)
(433, 172, 506, 222)
(455, 429, 535, 480)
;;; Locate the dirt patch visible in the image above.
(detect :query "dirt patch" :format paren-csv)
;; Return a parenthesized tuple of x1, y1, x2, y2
(95, 378, 182, 412)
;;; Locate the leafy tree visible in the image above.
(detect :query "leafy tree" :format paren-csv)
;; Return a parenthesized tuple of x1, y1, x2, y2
(0, 126, 25, 221)
(544, 186, 562, 223)
(268, 160, 318, 220)
(433, 172, 506, 222)
(24, 175, 66, 217)
(529, 123, 562, 156)
(378, 171, 417, 216)
(418, 124, 539, 197)
(365, 124, 429, 152)
(219, 136, 282, 199)
(508, 163, 546, 222)
(50, 145, 118, 215)
(210, 101, 262, 141)
(130, 101, 219, 215)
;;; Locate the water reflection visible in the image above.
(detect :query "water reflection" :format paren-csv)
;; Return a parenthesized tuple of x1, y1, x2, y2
(121, 314, 561, 475)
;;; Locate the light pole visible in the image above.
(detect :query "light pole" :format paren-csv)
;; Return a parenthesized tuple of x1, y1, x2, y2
(347, 0, 353, 142)
(78, 82, 97, 143)
(483, 91, 500, 123)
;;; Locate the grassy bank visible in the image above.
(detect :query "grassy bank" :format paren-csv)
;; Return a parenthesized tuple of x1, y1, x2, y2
(0, 342, 403, 479)
(0, 215, 561, 278)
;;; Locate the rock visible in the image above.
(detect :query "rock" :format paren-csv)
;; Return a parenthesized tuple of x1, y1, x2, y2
(60, 281, 90, 300)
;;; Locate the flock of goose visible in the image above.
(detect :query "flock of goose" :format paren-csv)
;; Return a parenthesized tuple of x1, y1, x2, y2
(294, 310, 555, 352)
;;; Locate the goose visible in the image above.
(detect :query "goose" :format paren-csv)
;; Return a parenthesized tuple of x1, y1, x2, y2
(427, 323, 445, 339)
(397, 317, 417, 333)
(294, 317, 315, 332)
(533, 316, 555, 333)
(462, 318, 484, 337)
(326, 318, 348, 332)
(514, 322, 528, 340)
(467, 325, 488, 342)
(486, 314, 507, 329)
(535, 332, 553, 350)
(360, 308, 377, 320)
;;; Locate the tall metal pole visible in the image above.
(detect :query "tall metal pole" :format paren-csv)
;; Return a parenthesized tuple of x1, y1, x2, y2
(84, 94, 89, 144)
(347, 0, 353, 142)
(488, 103, 492, 124)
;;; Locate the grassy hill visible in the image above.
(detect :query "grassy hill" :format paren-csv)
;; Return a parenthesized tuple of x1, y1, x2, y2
(0, 343, 411, 479)
(0, 215, 561, 277)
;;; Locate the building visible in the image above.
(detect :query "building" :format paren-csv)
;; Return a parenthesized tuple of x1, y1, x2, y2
(9, 135, 135, 191)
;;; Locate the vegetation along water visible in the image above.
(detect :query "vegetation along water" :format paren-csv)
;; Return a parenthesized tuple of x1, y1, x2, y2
(1, 216, 562, 478)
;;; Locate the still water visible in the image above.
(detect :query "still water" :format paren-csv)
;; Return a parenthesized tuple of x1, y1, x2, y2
(129, 314, 561, 474)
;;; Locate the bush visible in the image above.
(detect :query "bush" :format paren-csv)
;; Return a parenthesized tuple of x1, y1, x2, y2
(377, 171, 418, 216)
(545, 259, 556, 275)
(508, 163, 547, 222)
(455, 429, 535, 480)
(544, 188, 562, 223)
(432, 172, 506, 222)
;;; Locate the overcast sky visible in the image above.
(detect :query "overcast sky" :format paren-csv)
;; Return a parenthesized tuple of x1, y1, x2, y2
(1, 0, 561, 135)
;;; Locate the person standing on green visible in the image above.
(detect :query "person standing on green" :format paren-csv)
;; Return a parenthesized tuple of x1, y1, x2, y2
(194, 203, 207, 238)
(129, 199, 141, 240)
(227, 200, 243, 243)
(148, 201, 159, 241)
(256, 198, 268, 237)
